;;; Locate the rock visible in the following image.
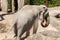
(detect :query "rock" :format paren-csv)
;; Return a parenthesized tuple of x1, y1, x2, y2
(0, 23, 6, 33)
(0, 14, 15, 40)
(25, 30, 60, 40)
(41, 30, 60, 38)
(48, 6, 60, 17)
(50, 16, 60, 31)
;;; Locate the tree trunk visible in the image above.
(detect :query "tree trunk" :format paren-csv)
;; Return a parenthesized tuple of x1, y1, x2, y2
(30, 0, 33, 5)
(18, 0, 25, 10)
(45, 0, 48, 7)
(12, 0, 15, 13)
(14, 0, 18, 12)
(1, 0, 8, 12)
(0, 0, 2, 11)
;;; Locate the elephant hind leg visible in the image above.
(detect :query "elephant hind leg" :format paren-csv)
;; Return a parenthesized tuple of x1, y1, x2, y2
(21, 30, 30, 40)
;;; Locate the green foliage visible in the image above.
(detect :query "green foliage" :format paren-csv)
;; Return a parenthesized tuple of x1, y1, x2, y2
(26, 0, 45, 5)
(26, 0, 60, 7)
(48, 0, 60, 7)
(32, 0, 45, 5)
(7, 0, 12, 9)
(5, 0, 60, 9)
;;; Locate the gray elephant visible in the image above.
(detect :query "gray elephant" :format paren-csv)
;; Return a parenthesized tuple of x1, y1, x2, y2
(11, 5, 50, 40)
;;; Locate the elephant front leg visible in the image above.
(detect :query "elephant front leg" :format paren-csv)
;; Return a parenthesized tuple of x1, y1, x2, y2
(33, 18, 38, 34)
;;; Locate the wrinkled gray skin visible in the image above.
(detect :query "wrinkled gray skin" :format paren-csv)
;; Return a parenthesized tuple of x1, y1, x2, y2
(12, 5, 50, 40)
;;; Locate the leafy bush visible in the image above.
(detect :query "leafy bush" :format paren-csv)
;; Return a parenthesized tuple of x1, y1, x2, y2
(26, 0, 60, 7)
(48, 0, 60, 7)
(1, 0, 60, 9)
(7, 0, 12, 9)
